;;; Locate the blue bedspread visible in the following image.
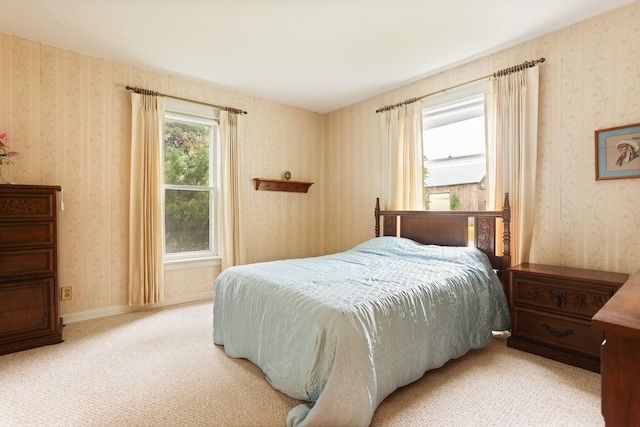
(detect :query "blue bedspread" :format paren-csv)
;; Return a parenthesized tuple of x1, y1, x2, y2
(213, 237, 510, 427)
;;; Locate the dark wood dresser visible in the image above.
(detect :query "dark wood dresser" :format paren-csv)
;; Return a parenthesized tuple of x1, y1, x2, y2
(0, 184, 63, 355)
(592, 269, 640, 426)
(508, 263, 628, 372)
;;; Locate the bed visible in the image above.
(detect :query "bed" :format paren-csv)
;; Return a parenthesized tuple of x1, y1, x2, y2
(213, 194, 512, 427)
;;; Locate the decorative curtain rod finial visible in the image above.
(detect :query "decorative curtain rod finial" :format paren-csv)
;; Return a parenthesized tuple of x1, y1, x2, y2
(493, 57, 545, 78)
(125, 85, 159, 96)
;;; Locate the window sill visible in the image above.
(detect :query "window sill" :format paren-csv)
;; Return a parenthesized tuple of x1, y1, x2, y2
(164, 256, 221, 271)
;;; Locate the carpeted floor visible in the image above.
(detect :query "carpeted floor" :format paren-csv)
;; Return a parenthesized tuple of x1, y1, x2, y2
(0, 300, 603, 426)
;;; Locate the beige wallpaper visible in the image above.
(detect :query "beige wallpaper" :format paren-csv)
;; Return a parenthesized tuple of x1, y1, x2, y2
(0, 33, 324, 316)
(324, 2, 640, 275)
(1, 2, 639, 319)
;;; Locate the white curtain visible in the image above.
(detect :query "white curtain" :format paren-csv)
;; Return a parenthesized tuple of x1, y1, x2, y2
(484, 67, 539, 265)
(128, 93, 165, 306)
(384, 101, 425, 210)
(220, 110, 246, 270)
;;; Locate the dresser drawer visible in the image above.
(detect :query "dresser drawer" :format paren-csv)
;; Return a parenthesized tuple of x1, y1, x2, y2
(0, 192, 55, 220)
(512, 307, 603, 358)
(0, 279, 54, 336)
(0, 222, 55, 248)
(0, 248, 55, 278)
(511, 273, 613, 318)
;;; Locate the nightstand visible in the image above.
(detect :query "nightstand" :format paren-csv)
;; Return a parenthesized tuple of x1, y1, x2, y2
(507, 263, 628, 372)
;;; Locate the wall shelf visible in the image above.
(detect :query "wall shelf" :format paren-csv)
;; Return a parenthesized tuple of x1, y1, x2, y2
(253, 178, 313, 193)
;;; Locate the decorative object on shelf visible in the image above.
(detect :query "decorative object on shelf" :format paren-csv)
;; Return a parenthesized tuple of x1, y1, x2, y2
(284, 171, 291, 181)
(0, 132, 20, 184)
(253, 178, 313, 193)
(595, 123, 640, 180)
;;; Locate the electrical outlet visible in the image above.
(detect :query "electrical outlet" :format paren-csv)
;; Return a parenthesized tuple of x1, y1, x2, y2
(61, 286, 72, 301)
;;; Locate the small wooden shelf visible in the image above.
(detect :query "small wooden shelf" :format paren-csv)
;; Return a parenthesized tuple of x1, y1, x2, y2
(253, 178, 313, 193)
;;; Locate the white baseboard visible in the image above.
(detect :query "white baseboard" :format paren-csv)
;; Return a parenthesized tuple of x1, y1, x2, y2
(61, 291, 214, 324)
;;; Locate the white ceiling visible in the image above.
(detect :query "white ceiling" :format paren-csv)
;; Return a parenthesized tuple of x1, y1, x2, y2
(0, 0, 634, 113)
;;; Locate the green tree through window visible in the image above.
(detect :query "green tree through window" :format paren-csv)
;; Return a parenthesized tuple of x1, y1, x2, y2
(164, 117, 216, 255)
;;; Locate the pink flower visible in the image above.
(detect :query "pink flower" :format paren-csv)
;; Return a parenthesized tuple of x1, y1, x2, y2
(0, 132, 19, 166)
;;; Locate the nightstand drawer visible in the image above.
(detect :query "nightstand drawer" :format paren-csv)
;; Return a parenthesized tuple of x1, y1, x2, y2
(511, 274, 613, 318)
(512, 307, 602, 358)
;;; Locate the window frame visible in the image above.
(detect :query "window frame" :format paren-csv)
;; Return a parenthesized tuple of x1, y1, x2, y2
(162, 100, 220, 267)
(422, 81, 487, 211)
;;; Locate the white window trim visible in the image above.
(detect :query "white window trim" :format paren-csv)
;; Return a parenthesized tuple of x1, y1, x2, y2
(164, 256, 221, 271)
(423, 94, 484, 130)
(163, 99, 220, 264)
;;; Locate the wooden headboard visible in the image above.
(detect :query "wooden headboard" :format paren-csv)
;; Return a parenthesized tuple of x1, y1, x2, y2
(374, 193, 512, 294)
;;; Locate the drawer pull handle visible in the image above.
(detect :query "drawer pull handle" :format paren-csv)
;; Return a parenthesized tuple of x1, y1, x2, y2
(553, 291, 564, 307)
(543, 323, 574, 338)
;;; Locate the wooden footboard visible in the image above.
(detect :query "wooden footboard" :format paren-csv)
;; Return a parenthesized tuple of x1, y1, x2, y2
(375, 193, 512, 294)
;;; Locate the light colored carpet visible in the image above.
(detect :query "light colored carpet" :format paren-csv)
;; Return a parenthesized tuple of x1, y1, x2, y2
(0, 300, 603, 427)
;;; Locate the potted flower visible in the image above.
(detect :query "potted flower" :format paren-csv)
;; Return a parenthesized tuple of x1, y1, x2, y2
(0, 132, 19, 183)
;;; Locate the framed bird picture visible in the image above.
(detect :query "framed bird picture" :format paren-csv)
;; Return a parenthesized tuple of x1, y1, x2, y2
(595, 123, 640, 180)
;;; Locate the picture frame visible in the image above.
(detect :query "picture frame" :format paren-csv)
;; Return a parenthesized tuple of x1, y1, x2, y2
(595, 123, 640, 180)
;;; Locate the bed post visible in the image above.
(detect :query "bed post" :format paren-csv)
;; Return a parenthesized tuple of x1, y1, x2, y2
(375, 198, 381, 237)
(501, 192, 511, 299)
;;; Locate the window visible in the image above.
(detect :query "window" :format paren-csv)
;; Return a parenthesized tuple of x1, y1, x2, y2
(422, 82, 486, 211)
(163, 99, 219, 263)
(428, 192, 451, 210)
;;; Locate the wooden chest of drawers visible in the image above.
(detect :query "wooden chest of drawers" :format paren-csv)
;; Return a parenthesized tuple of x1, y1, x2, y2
(0, 184, 63, 355)
(592, 269, 640, 426)
(508, 263, 628, 372)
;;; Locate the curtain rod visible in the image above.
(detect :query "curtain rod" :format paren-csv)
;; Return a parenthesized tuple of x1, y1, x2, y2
(125, 86, 248, 115)
(375, 57, 545, 113)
